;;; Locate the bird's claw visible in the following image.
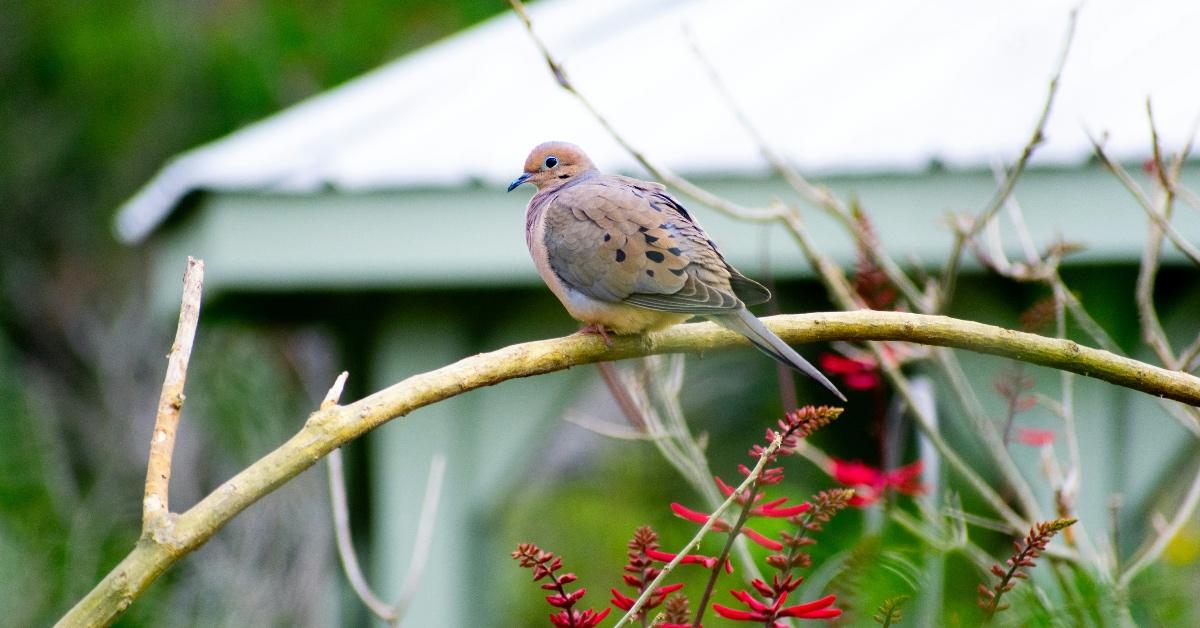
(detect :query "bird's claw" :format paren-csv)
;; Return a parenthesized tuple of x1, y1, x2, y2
(579, 323, 613, 348)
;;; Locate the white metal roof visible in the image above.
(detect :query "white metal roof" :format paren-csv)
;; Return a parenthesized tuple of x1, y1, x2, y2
(115, 0, 1200, 243)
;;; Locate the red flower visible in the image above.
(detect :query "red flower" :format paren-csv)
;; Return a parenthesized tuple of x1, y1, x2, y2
(548, 607, 610, 628)
(610, 583, 684, 611)
(671, 502, 783, 550)
(713, 590, 841, 624)
(512, 543, 609, 627)
(644, 547, 731, 572)
(830, 459, 925, 506)
(1016, 427, 1056, 447)
(819, 353, 881, 390)
(713, 476, 811, 518)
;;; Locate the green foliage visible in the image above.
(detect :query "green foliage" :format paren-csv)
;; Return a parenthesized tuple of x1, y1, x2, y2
(0, 2, 502, 623)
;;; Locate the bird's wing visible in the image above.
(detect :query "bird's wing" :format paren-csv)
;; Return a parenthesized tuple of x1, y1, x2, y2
(542, 175, 769, 314)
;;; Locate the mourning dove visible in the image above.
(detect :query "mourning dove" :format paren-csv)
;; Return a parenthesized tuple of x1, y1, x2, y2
(509, 141, 844, 401)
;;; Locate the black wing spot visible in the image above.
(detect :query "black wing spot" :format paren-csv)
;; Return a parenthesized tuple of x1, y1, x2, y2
(646, 251, 665, 263)
(638, 226, 648, 232)
(652, 192, 694, 222)
(644, 234, 659, 244)
(669, 267, 686, 276)
(603, 233, 611, 242)
(668, 247, 682, 256)
(616, 249, 626, 262)
(646, 270, 655, 277)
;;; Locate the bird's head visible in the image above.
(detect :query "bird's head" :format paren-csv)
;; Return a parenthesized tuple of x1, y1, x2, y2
(508, 141, 596, 192)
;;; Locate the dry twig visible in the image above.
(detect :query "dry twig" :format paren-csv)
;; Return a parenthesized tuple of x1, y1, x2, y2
(324, 372, 447, 626)
(142, 257, 204, 533)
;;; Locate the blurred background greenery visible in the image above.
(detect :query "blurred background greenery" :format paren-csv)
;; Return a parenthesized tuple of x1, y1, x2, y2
(4, 1, 1200, 626)
(0, 2, 503, 625)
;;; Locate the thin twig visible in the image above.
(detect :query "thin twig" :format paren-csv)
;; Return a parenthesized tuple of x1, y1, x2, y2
(933, 350, 1043, 520)
(507, 0, 784, 223)
(562, 412, 656, 440)
(603, 358, 765, 582)
(780, 208, 1030, 530)
(941, 508, 1016, 534)
(327, 371, 446, 626)
(1090, 132, 1200, 268)
(324, 373, 397, 622)
(325, 372, 448, 626)
(142, 257, 204, 533)
(1052, 271, 1122, 353)
(1118, 459, 1200, 588)
(1180, 333, 1200, 372)
(328, 450, 396, 622)
(940, 7, 1077, 308)
(393, 454, 448, 619)
(613, 433, 784, 627)
(692, 5, 1068, 526)
(685, 27, 928, 310)
(691, 480, 762, 628)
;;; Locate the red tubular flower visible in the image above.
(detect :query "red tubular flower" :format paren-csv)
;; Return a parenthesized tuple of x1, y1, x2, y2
(610, 583, 685, 611)
(884, 460, 925, 495)
(549, 607, 610, 627)
(756, 500, 811, 518)
(712, 478, 812, 518)
(712, 604, 765, 621)
(778, 594, 840, 618)
(670, 502, 729, 529)
(714, 590, 842, 624)
(645, 547, 728, 571)
(830, 460, 882, 486)
(671, 502, 782, 550)
(740, 526, 785, 551)
(1016, 427, 1056, 447)
(830, 459, 925, 507)
(819, 353, 881, 390)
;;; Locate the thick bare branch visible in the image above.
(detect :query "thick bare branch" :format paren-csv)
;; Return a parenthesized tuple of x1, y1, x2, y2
(58, 309, 1200, 626)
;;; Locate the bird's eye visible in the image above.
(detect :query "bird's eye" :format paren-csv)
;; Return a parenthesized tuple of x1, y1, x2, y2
(544, 156, 558, 168)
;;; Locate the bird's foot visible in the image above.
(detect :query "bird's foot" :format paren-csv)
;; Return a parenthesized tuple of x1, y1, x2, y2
(578, 323, 614, 348)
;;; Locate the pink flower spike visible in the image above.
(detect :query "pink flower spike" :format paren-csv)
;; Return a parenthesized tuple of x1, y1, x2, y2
(714, 475, 737, 497)
(1017, 427, 1056, 447)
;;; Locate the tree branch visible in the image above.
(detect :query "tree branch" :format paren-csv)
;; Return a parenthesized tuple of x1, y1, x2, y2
(142, 257, 203, 533)
(59, 310, 1200, 626)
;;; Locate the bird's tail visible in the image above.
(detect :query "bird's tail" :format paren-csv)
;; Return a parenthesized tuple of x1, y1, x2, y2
(713, 308, 846, 402)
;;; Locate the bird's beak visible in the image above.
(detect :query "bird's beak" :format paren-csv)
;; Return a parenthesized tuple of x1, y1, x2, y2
(507, 172, 532, 192)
